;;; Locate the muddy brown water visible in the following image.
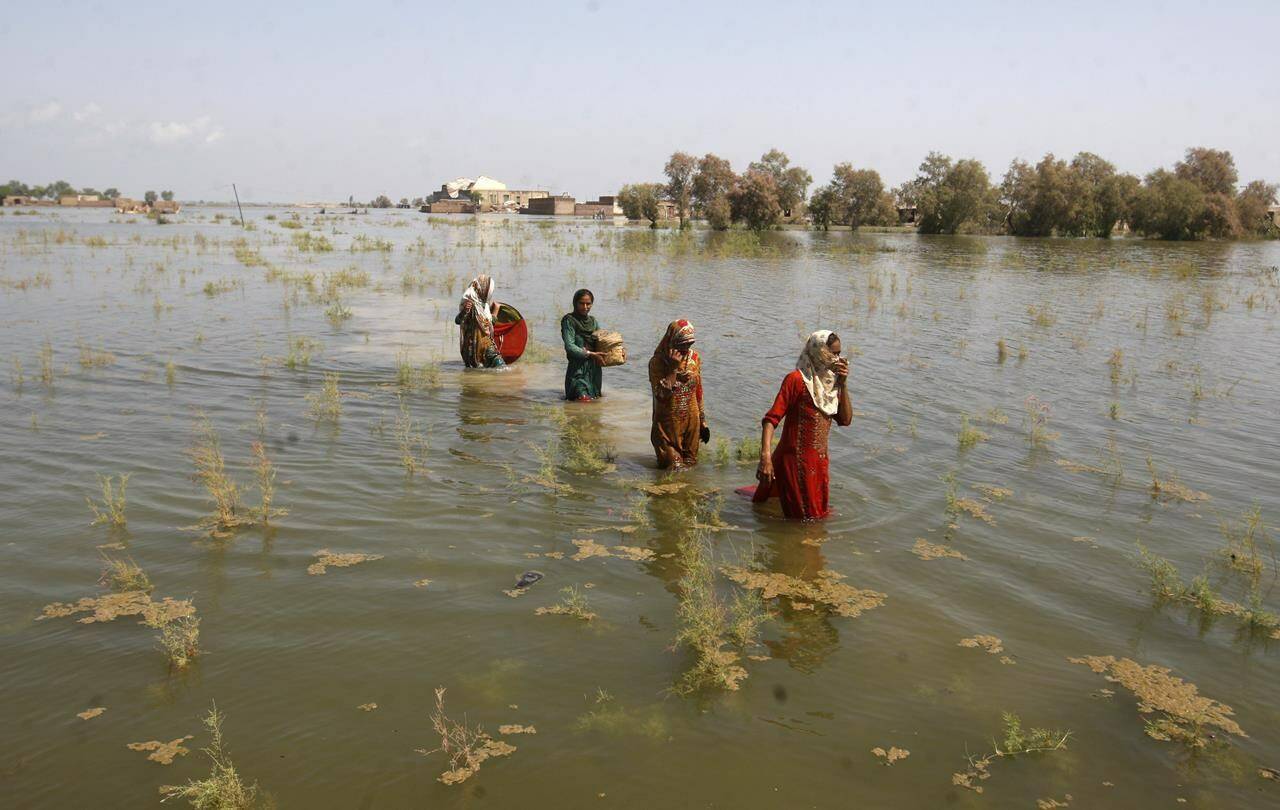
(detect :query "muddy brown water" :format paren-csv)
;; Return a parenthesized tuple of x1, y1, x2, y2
(2, 207, 1279, 808)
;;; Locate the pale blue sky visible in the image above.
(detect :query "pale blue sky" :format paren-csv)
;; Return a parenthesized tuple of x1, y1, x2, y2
(3, 0, 1276, 203)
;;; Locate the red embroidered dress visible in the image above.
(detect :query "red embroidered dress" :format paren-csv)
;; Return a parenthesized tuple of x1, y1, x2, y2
(753, 370, 847, 520)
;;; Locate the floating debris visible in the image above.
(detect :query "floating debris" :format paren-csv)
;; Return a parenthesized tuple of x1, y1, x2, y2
(1071, 536, 1100, 548)
(413, 579, 432, 588)
(612, 545, 655, 561)
(357, 703, 378, 712)
(954, 497, 995, 524)
(976, 484, 1012, 501)
(1057, 458, 1108, 474)
(77, 707, 106, 720)
(1068, 655, 1245, 746)
(306, 549, 383, 575)
(571, 539, 611, 561)
(39, 591, 194, 625)
(958, 635, 1004, 654)
(999, 656, 1017, 666)
(636, 481, 690, 496)
(1037, 796, 1072, 809)
(1260, 767, 1279, 781)
(498, 725, 536, 735)
(721, 566, 885, 618)
(502, 588, 526, 599)
(542, 551, 566, 559)
(871, 746, 909, 765)
(952, 757, 991, 793)
(513, 570, 544, 589)
(912, 539, 968, 561)
(127, 736, 193, 765)
(418, 687, 516, 786)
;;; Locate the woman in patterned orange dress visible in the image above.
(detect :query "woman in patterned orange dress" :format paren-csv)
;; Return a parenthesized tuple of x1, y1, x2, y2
(648, 320, 709, 469)
(753, 330, 852, 520)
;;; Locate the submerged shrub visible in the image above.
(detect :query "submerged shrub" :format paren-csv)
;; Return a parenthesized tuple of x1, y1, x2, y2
(160, 704, 260, 808)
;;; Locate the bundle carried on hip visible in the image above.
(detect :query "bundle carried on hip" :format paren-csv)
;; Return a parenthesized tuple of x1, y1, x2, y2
(592, 330, 627, 367)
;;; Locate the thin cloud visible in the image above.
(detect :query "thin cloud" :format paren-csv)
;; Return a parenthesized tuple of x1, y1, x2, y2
(29, 101, 62, 123)
(73, 103, 102, 122)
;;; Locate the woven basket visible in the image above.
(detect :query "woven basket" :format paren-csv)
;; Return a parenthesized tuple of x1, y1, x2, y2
(593, 330, 627, 367)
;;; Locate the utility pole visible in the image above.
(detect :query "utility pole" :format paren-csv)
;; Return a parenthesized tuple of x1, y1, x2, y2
(232, 183, 245, 227)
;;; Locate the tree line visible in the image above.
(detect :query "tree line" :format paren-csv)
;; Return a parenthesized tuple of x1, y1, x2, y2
(620, 147, 1277, 240)
(1, 180, 175, 203)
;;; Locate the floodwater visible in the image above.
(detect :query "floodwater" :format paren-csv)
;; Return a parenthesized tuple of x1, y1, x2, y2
(2, 206, 1279, 808)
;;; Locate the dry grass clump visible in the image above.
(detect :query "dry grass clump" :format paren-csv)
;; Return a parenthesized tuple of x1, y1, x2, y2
(1069, 655, 1245, 747)
(129, 736, 194, 765)
(535, 585, 597, 621)
(912, 538, 967, 561)
(87, 473, 129, 528)
(100, 555, 152, 593)
(307, 549, 383, 575)
(417, 687, 516, 785)
(953, 712, 1071, 794)
(160, 705, 261, 808)
(307, 372, 343, 422)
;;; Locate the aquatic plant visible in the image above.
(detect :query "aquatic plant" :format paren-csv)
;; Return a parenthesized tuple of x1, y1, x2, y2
(956, 413, 989, 449)
(535, 585, 597, 621)
(1027, 302, 1057, 327)
(159, 704, 260, 808)
(674, 531, 747, 694)
(100, 555, 151, 593)
(394, 350, 441, 391)
(712, 436, 732, 466)
(87, 473, 129, 528)
(39, 339, 55, 386)
(307, 549, 383, 575)
(284, 335, 319, 369)
(324, 299, 352, 327)
(165, 360, 176, 387)
(249, 442, 287, 526)
(1136, 541, 1277, 632)
(291, 231, 333, 252)
(996, 338, 1007, 363)
(1145, 456, 1209, 503)
(77, 340, 116, 368)
(307, 372, 342, 422)
(153, 615, 201, 669)
(418, 687, 515, 785)
(1023, 395, 1059, 447)
(394, 397, 428, 476)
(1218, 504, 1271, 583)
(734, 435, 761, 463)
(1107, 348, 1124, 384)
(953, 712, 1071, 794)
(188, 416, 251, 536)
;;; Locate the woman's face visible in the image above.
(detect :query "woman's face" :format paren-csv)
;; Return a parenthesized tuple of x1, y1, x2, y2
(827, 336, 843, 357)
(574, 295, 593, 317)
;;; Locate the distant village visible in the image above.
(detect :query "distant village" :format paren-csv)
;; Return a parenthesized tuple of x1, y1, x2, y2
(2, 193, 181, 215)
(413, 175, 638, 218)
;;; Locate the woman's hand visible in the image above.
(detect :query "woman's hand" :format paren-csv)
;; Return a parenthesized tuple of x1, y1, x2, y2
(461, 300, 474, 315)
(756, 455, 774, 485)
(667, 348, 684, 365)
(589, 351, 605, 366)
(833, 358, 849, 383)
(700, 424, 711, 444)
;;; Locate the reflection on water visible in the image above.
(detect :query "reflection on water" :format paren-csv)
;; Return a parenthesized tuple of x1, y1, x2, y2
(1, 207, 1279, 808)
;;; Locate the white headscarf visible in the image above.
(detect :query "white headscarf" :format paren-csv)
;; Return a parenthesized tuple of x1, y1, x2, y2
(796, 330, 840, 415)
(461, 274, 495, 329)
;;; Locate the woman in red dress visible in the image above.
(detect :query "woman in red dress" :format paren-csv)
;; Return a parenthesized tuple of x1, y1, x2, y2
(753, 330, 853, 520)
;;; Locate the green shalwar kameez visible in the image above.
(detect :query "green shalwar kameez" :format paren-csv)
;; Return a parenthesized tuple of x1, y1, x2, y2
(561, 313, 602, 400)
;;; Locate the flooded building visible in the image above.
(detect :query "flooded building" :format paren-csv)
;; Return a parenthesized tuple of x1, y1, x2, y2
(523, 195, 576, 216)
(574, 196, 622, 217)
(428, 176, 549, 212)
(59, 194, 114, 207)
(427, 199, 476, 214)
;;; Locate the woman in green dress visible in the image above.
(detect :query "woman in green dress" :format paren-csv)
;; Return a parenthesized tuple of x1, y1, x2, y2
(560, 288, 606, 401)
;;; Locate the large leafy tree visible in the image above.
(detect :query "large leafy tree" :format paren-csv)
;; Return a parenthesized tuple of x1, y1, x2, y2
(692, 154, 735, 230)
(1237, 180, 1278, 236)
(749, 149, 811, 217)
(1129, 169, 1207, 240)
(663, 152, 697, 229)
(1175, 147, 1238, 196)
(828, 163, 896, 229)
(617, 183, 662, 228)
(910, 153, 992, 234)
(729, 169, 782, 231)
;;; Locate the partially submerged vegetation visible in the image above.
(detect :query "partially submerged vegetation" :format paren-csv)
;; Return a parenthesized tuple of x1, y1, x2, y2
(953, 712, 1071, 794)
(417, 687, 516, 785)
(86, 473, 129, 528)
(160, 705, 261, 808)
